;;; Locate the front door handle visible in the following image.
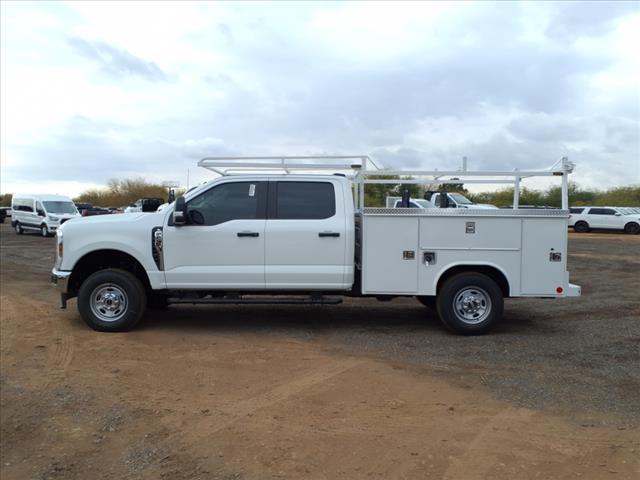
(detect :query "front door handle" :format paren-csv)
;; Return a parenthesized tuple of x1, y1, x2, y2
(318, 232, 340, 237)
(237, 232, 259, 237)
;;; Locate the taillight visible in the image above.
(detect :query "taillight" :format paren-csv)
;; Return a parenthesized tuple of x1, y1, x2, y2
(556, 287, 563, 294)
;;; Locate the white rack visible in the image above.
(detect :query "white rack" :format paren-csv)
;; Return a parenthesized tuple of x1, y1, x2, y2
(197, 156, 576, 210)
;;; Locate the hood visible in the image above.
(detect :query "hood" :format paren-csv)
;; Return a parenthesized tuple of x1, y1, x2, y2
(462, 204, 498, 210)
(58, 211, 165, 234)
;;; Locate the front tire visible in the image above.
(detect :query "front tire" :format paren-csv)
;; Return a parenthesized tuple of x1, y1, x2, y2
(573, 221, 589, 233)
(436, 273, 503, 335)
(15, 222, 23, 235)
(77, 269, 147, 332)
(624, 222, 639, 235)
(41, 224, 49, 237)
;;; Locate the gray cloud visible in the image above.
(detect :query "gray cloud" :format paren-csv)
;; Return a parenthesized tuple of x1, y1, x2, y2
(546, 1, 639, 42)
(67, 37, 168, 82)
(2, 2, 638, 193)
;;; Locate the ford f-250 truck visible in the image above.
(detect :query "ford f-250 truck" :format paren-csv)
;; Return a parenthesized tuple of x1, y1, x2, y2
(51, 156, 580, 335)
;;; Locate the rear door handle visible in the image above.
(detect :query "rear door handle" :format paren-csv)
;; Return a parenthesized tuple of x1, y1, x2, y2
(318, 232, 340, 237)
(237, 232, 259, 237)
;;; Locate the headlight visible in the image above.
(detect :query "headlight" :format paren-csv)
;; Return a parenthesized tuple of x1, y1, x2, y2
(49, 215, 60, 221)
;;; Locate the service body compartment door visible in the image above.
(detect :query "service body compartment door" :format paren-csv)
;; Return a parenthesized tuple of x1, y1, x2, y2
(362, 216, 419, 294)
(520, 218, 567, 295)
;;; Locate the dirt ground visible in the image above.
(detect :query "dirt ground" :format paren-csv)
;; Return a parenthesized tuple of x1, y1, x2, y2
(1, 223, 638, 480)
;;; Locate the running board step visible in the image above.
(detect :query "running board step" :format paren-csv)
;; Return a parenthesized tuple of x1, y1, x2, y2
(167, 295, 343, 305)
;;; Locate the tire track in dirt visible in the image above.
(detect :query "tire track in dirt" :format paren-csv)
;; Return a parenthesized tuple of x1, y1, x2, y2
(165, 358, 362, 448)
(441, 408, 536, 480)
(1, 295, 75, 389)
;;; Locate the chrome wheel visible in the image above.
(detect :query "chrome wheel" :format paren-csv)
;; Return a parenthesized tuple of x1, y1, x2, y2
(453, 287, 492, 325)
(90, 284, 128, 322)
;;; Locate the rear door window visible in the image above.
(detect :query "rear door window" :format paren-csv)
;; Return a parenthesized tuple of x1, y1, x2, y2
(589, 208, 615, 215)
(569, 207, 584, 214)
(275, 182, 335, 219)
(13, 198, 34, 212)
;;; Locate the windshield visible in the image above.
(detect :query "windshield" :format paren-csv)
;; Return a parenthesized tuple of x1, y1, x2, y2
(449, 193, 473, 205)
(413, 199, 431, 208)
(43, 201, 78, 214)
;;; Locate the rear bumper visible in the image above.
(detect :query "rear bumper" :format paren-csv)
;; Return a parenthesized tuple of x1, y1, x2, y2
(566, 283, 581, 297)
(51, 268, 72, 308)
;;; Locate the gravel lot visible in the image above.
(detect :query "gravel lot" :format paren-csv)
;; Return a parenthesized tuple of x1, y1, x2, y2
(1, 222, 638, 479)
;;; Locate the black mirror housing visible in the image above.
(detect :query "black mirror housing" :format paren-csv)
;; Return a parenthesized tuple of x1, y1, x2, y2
(173, 196, 187, 225)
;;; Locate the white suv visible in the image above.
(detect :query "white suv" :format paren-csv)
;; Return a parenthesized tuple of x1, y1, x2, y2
(569, 206, 640, 234)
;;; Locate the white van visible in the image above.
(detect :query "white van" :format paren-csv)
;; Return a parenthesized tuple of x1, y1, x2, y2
(11, 194, 80, 237)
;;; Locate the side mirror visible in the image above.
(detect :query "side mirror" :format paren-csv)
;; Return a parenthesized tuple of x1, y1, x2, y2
(439, 192, 449, 208)
(614, 212, 622, 216)
(173, 196, 187, 225)
(37, 210, 46, 217)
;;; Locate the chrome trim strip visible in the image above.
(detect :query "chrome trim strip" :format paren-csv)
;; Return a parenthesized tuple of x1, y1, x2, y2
(363, 208, 569, 217)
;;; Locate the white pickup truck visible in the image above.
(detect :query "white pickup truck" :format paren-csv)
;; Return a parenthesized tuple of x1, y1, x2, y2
(51, 156, 581, 335)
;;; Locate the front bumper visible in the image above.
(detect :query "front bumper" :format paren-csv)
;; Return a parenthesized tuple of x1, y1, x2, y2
(51, 268, 72, 308)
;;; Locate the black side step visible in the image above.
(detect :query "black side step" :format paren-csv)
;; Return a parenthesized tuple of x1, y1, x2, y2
(167, 295, 343, 305)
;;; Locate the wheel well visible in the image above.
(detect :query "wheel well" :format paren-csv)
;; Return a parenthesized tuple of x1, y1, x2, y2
(68, 250, 151, 298)
(437, 265, 510, 297)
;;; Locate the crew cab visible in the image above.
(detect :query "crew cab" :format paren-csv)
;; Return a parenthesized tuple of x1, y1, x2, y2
(51, 156, 581, 335)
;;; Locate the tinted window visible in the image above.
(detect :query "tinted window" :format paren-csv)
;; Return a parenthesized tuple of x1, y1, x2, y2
(589, 208, 615, 215)
(276, 182, 335, 219)
(394, 200, 419, 208)
(12, 198, 33, 212)
(187, 182, 261, 225)
(569, 207, 584, 214)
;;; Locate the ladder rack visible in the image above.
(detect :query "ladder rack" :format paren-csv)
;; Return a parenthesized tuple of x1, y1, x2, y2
(197, 155, 575, 210)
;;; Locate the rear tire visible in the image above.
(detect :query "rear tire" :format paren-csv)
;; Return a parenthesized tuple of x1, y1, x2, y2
(15, 222, 23, 235)
(436, 273, 503, 335)
(77, 269, 147, 332)
(573, 221, 589, 233)
(417, 296, 436, 309)
(624, 222, 639, 235)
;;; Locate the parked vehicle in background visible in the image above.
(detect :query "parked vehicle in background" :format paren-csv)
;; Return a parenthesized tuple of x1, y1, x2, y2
(12, 194, 80, 237)
(82, 206, 111, 217)
(75, 203, 93, 215)
(570, 206, 640, 234)
(124, 198, 164, 213)
(51, 156, 580, 336)
(386, 196, 434, 209)
(0, 208, 6, 224)
(425, 192, 498, 209)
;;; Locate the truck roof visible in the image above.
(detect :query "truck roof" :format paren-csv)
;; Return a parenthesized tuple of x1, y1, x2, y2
(12, 194, 74, 201)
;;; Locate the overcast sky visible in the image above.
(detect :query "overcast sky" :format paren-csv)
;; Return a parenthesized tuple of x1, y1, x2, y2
(1, 1, 639, 196)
